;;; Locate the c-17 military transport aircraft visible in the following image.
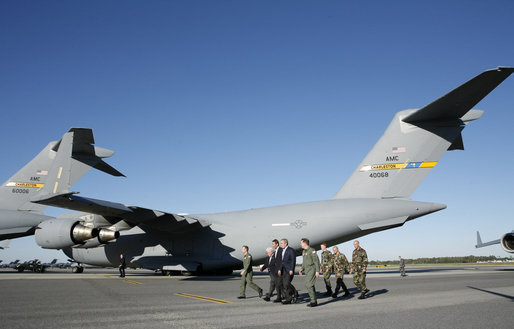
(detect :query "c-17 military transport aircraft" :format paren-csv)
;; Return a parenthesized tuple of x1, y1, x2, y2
(27, 67, 514, 274)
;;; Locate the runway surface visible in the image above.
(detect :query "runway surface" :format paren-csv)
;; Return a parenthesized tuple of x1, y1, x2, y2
(0, 265, 513, 329)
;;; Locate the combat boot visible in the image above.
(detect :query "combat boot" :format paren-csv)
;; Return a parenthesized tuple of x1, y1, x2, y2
(341, 281, 350, 296)
(358, 291, 366, 299)
(324, 285, 332, 296)
(332, 285, 340, 298)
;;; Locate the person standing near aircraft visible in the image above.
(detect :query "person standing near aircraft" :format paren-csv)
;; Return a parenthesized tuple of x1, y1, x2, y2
(119, 253, 126, 277)
(271, 239, 283, 302)
(278, 238, 297, 304)
(331, 246, 350, 298)
(260, 247, 278, 301)
(299, 238, 320, 307)
(238, 245, 263, 299)
(319, 242, 333, 296)
(350, 240, 368, 299)
(399, 256, 406, 277)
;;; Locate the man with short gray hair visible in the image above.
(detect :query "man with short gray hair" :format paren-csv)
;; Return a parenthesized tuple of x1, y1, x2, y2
(260, 247, 278, 301)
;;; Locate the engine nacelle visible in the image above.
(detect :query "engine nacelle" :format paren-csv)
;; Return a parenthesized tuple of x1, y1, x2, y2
(98, 228, 120, 243)
(35, 219, 98, 249)
(500, 233, 514, 253)
(75, 229, 120, 249)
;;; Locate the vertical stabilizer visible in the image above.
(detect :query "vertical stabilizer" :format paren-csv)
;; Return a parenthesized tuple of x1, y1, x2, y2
(0, 128, 124, 212)
(333, 67, 513, 199)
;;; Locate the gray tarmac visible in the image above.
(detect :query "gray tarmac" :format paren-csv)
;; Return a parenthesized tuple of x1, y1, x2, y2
(0, 265, 513, 329)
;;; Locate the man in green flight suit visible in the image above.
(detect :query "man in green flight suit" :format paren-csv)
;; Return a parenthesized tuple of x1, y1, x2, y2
(299, 238, 320, 307)
(319, 242, 334, 296)
(238, 245, 263, 299)
(349, 240, 369, 299)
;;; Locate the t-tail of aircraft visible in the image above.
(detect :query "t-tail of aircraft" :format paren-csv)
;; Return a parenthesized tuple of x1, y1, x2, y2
(0, 128, 124, 213)
(334, 67, 514, 199)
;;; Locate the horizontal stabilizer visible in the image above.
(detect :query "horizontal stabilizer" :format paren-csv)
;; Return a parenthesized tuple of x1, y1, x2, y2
(53, 128, 125, 177)
(404, 67, 514, 123)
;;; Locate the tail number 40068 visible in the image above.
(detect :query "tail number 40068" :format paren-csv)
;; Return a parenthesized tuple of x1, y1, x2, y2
(369, 172, 388, 178)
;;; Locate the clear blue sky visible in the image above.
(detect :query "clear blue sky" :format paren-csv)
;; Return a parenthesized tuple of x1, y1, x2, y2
(1, 1, 513, 263)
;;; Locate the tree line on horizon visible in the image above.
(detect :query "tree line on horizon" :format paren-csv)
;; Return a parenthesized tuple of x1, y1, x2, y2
(368, 255, 513, 265)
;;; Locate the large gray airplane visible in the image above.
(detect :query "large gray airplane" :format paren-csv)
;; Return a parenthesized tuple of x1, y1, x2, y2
(475, 231, 514, 253)
(0, 128, 123, 242)
(31, 67, 514, 274)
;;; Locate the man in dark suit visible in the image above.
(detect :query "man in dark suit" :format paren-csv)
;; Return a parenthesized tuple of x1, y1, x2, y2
(271, 239, 283, 303)
(260, 247, 278, 301)
(278, 238, 298, 304)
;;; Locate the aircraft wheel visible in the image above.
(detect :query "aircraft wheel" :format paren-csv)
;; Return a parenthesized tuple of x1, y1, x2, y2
(17, 267, 24, 273)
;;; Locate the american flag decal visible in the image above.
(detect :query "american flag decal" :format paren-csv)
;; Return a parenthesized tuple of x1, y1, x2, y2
(36, 170, 48, 176)
(392, 146, 406, 153)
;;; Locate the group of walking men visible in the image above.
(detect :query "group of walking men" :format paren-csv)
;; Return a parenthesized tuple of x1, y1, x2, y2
(239, 238, 369, 307)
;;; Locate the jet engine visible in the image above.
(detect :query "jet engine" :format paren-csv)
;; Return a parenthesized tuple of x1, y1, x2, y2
(35, 219, 98, 249)
(500, 233, 514, 253)
(76, 228, 120, 248)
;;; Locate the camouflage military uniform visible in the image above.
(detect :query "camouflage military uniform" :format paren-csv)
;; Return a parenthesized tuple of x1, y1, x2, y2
(332, 252, 350, 297)
(240, 252, 262, 298)
(301, 247, 321, 304)
(320, 249, 333, 295)
(351, 247, 368, 293)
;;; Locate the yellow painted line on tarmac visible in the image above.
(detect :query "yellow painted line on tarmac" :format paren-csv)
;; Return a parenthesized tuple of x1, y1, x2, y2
(175, 292, 232, 304)
(123, 279, 142, 285)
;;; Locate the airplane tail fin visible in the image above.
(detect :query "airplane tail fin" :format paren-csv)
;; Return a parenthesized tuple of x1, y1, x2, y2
(0, 128, 124, 212)
(476, 231, 483, 247)
(333, 67, 514, 199)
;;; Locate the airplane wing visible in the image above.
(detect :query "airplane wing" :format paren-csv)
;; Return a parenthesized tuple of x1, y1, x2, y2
(475, 231, 500, 248)
(31, 193, 210, 234)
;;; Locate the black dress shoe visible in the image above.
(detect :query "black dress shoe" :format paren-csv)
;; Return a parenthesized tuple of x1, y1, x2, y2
(273, 299, 282, 303)
(331, 293, 338, 298)
(281, 299, 292, 304)
(237, 296, 246, 299)
(263, 296, 270, 302)
(343, 291, 350, 297)
(258, 289, 263, 298)
(307, 302, 318, 307)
